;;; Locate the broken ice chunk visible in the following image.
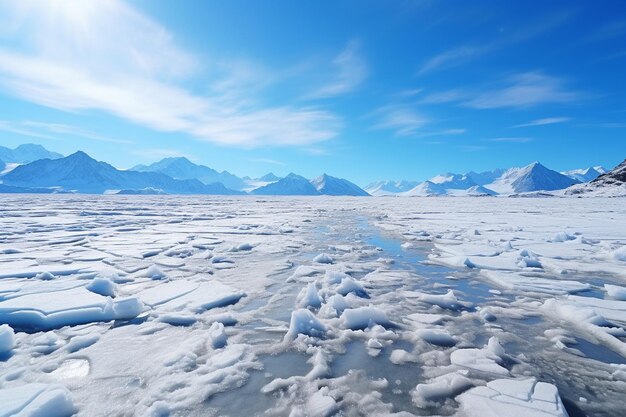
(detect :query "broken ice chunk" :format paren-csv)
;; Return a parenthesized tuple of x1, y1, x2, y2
(285, 309, 327, 339)
(341, 306, 393, 330)
(456, 378, 568, 417)
(313, 253, 334, 264)
(0, 383, 76, 417)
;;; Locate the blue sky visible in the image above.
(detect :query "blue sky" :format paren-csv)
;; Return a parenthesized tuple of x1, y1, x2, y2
(0, 0, 625, 185)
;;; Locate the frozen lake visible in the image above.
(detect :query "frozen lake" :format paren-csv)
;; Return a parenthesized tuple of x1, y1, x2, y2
(0, 195, 625, 417)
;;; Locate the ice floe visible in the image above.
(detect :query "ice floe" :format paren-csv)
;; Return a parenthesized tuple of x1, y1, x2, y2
(456, 378, 569, 417)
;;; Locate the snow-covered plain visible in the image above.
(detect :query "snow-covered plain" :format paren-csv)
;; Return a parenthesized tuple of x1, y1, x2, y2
(0, 195, 625, 417)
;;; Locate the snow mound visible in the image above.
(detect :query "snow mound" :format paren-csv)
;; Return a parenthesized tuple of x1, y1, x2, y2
(336, 276, 369, 298)
(208, 322, 228, 349)
(605, 284, 626, 301)
(313, 253, 334, 264)
(0, 324, 16, 354)
(143, 264, 166, 280)
(412, 371, 473, 408)
(86, 277, 117, 297)
(341, 306, 393, 330)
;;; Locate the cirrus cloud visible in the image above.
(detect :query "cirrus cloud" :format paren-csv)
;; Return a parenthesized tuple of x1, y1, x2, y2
(0, 0, 341, 148)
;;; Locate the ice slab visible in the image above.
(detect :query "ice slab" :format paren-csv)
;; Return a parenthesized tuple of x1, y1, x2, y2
(138, 279, 245, 313)
(0, 286, 143, 330)
(0, 383, 76, 417)
(450, 337, 509, 375)
(456, 378, 569, 417)
(482, 270, 590, 295)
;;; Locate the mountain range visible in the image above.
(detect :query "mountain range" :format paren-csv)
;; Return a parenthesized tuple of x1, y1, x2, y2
(0, 144, 63, 164)
(1, 151, 243, 195)
(366, 162, 589, 196)
(565, 159, 626, 196)
(0, 147, 369, 196)
(0, 143, 622, 196)
(132, 157, 246, 191)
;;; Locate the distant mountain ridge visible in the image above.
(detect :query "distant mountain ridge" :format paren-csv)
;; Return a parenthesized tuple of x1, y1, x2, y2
(564, 159, 626, 196)
(0, 143, 620, 197)
(561, 166, 606, 182)
(0, 144, 63, 164)
(1, 151, 243, 195)
(368, 162, 583, 196)
(364, 180, 420, 196)
(131, 157, 246, 190)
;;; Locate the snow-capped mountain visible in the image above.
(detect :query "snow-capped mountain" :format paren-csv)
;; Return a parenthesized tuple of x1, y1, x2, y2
(251, 173, 320, 195)
(593, 160, 626, 186)
(364, 180, 420, 196)
(258, 172, 281, 182)
(402, 181, 447, 196)
(466, 169, 506, 186)
(132, 157, 246, 190)
(1, 151, 243, 195)
(311, 174, 369, 196)
(0, 144, 63, 164)
(370, 162, 580, 197)
(483, 162, 579, 194)
(429, 173, 477, 190)
(448, 185, 497, 196)
(561, 166, 606, 183)
(564, 159, 626, 196)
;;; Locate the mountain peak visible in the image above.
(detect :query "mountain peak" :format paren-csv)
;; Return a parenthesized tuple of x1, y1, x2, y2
(258, 172, 280, 182)
(15, 143, 47, 151)
(67, 150, 93, 160)
(527, 161, 544, 169)
(162, 156, 193, 164)
(286, 172, 306, 180)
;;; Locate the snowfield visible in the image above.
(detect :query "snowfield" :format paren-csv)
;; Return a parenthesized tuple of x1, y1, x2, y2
(0, 195, 625, 417)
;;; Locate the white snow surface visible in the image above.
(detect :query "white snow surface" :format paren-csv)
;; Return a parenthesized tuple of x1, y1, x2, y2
(0, 195, 624, 416)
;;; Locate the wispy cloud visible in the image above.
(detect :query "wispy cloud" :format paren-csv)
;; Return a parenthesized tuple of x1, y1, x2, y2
(417, 12, 573, 75)
(463, 72, 580, 109)
(489, 137, 533, 143)
(418, 72, 580, 110)
(513, 117, 571, 128)
(302, 147, 330, 156)
(369, 103, 465, 138)
(418, 45, 486, 75)
(0, 119, 131, 144)
(0, 120, 61, 141)
(419, 89, 468, 105)
(371, 105, 429, 136)
(397, 88, 424, 97)
(0, 0, 340, 148)
(414, 128, 467, 138)
(248, 157, 286, 166)
(307, 40, 368, 99)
